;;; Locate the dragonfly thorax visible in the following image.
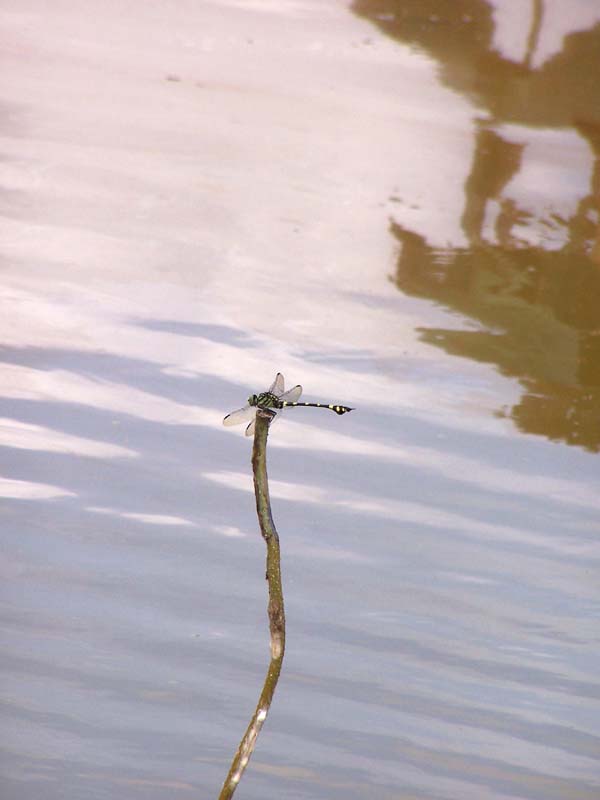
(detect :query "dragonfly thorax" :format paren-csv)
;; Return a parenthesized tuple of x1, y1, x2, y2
(248, 391, 283, 409)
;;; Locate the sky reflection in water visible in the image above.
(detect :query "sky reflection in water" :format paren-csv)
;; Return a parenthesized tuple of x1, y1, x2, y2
(1, 1, 600, 799)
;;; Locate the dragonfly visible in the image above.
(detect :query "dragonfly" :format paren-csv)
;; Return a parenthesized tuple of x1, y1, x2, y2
(223, 373, 354, 436)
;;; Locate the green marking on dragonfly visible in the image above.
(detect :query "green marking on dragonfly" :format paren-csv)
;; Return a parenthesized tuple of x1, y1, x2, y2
(223, 373, 354, 436)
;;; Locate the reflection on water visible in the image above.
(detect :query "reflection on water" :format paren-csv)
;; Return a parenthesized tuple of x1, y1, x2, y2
(354, 0, 600, 451)
(353, 0, 600, 127)
(390, 223, 600, 450)
(3, 1, 600, 798)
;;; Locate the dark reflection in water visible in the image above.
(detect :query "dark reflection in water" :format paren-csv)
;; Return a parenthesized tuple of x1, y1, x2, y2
(352, 0, 600, 129)
(353, 0, 600, 451)
(390, 222, 600, 451)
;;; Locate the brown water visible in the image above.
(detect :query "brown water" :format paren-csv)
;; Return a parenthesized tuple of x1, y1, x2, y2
(1, 2, 599, 799)
(355, 0, 600, 453)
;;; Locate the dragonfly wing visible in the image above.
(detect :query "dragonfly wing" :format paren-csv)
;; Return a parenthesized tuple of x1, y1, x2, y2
(279, 384, 302, 403)
(246, 410, 279, 436)
(268, 372, 285, 397)
(223, 405, 256, 427)
(245, 416, 264, 436)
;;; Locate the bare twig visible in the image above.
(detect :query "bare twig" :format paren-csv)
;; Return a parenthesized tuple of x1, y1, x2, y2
(218, 409, 285, 799)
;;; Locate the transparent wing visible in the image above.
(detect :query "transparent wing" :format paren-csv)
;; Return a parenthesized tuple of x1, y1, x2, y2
(246, 411, 281, 436)
(279, 384, 302, 403)
(246, 411, 280, 437)
(268, 372, 285, 397)
(223, 405, 256, 427)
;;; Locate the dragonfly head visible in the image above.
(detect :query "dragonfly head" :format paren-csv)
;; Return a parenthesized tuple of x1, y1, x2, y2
(248, 394, 259, 407)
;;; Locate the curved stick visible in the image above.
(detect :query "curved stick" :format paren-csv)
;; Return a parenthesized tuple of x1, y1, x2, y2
(218, 409, 286, 799)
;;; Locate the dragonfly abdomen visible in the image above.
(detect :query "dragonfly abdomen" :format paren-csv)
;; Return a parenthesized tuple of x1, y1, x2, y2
(281, 401, 353, 415)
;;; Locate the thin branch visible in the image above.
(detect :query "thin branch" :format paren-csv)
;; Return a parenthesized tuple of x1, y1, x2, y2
(218, 409, 286, 799)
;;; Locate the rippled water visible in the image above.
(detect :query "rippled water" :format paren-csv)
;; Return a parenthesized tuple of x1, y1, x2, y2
(2, 1, 599, 798)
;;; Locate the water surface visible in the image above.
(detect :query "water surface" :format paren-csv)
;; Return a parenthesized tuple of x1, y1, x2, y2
(1, 1, 599, 798)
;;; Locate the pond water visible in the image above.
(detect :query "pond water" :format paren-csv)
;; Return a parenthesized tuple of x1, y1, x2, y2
(2, 1, 599, 798)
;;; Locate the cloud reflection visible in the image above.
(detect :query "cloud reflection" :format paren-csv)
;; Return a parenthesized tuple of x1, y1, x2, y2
(0, 363, 215, 426)
(203, 470, 595, 558)
(3, 362, 594, 516)
(87, 506, 194, 526)
(0, 476, 74, 499)
(0, 417, 136, 458)
(210, 524, 247, 538)
(269, 422, 600, 512)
